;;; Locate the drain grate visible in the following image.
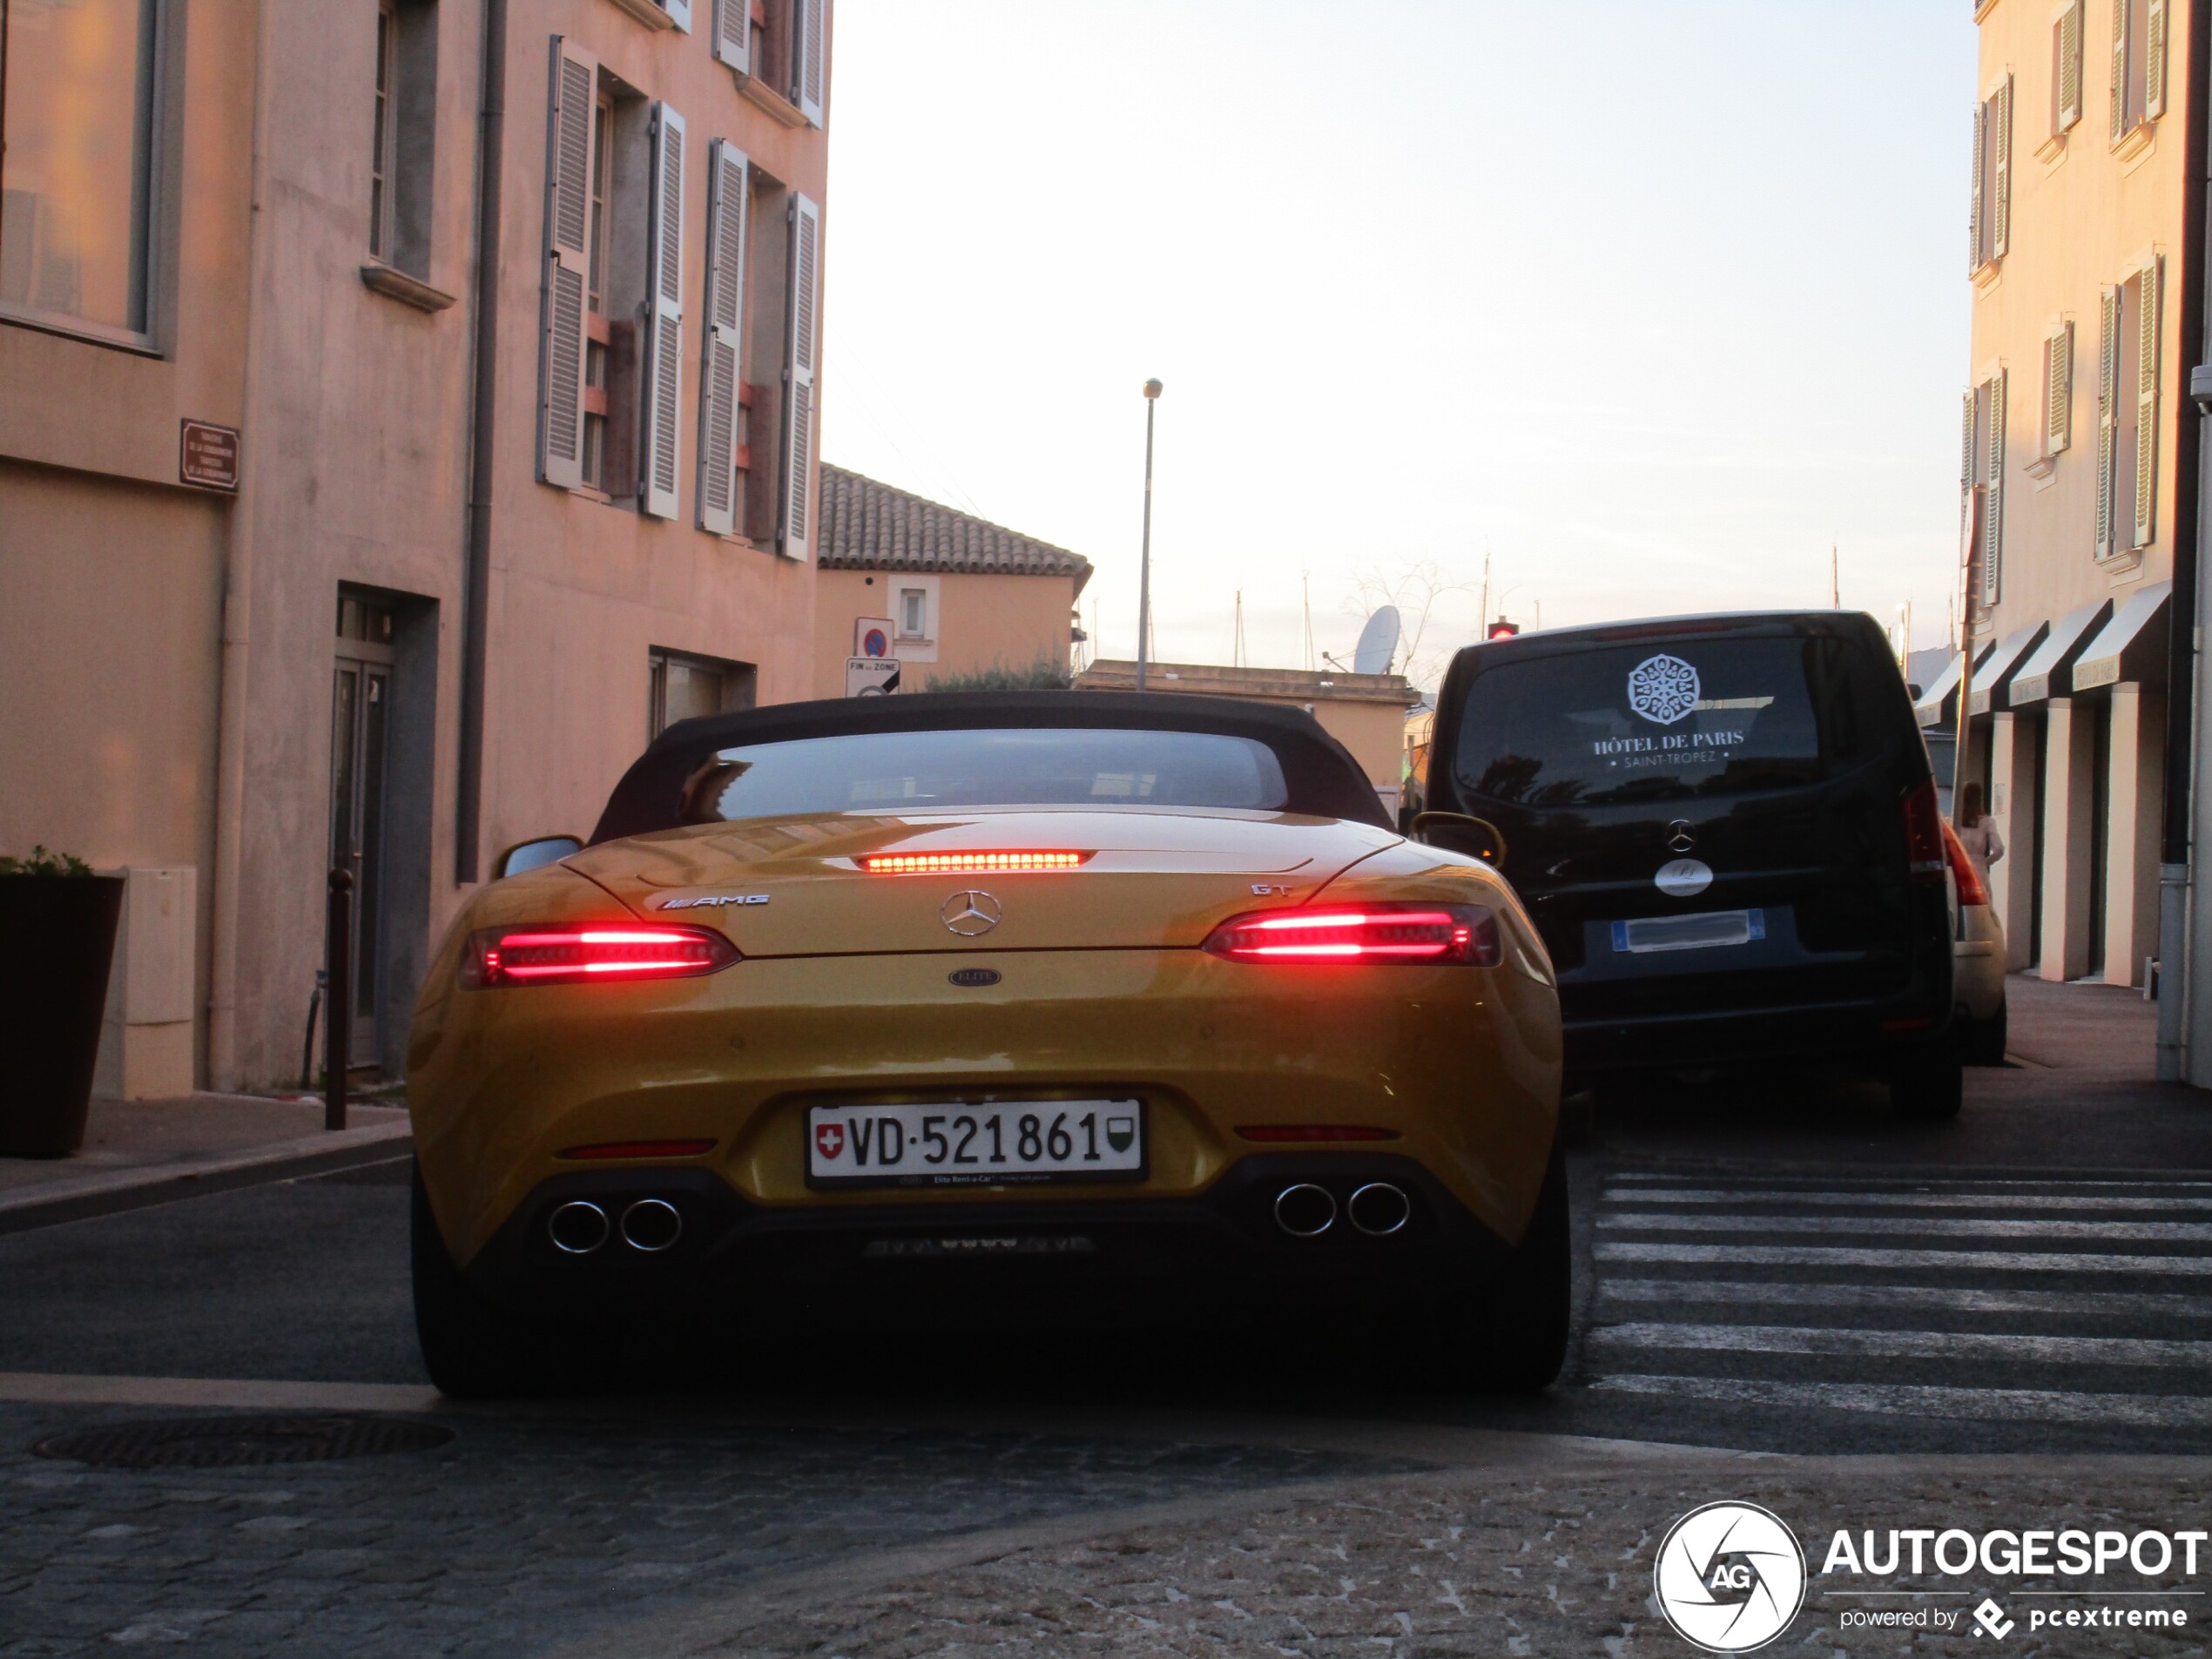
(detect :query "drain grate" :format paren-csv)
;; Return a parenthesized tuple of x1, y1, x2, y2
(31, 1414, 455, 1469)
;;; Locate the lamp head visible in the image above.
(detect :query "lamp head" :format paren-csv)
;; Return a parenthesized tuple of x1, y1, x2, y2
(1143, 379, 1163, 400)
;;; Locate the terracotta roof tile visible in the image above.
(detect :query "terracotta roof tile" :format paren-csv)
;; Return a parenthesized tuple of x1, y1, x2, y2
(818, 464, 1093, 593)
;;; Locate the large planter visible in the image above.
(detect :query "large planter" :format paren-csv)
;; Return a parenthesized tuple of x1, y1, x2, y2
(0, 873, 124, 1157)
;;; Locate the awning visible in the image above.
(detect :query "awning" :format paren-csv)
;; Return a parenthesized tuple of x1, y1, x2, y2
(1967, 620, 2050, 716)
(2071, 580, 2171, 693)
(2008, 597, 2115, 706)
(1912, 641, 1995, 729)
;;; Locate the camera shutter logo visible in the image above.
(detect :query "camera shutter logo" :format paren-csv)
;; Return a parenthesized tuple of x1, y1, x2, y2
(1629, 653, 1702, 725)
(1652, 1501, 1806, 1654)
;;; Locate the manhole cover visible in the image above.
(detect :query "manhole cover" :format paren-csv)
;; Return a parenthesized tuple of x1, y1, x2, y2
(30, 1414, 455, 1469)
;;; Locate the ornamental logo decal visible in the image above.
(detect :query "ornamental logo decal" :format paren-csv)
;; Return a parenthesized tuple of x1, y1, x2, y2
(1628, 653, 1702, 725)
(1653, 1501, 1806, 1653)
(940, 891, 1003, 936)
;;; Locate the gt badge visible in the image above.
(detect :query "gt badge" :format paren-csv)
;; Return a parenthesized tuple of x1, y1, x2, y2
(941, 891, 1002, 936)
(1251, 883, 1291, 896)
(660, 894, 770, 910)
(814, 1123, 846, 1161)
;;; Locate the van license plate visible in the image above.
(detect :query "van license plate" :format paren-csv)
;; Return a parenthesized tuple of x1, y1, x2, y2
(1612, 908, 1765, 954)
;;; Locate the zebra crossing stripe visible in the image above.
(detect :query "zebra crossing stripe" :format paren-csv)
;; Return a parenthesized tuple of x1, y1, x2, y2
(1595, 1278, 2212, 1319)
(1601, 1188, 2212, 1213)
(1597, 1213, 2212, 1243)
(1588, 1320, 2212, 1368)
(1589, 1373, 2212, 1429)
(1595, 1241, 2212, 1274)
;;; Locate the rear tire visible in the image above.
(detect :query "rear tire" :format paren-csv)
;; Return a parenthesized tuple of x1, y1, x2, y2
(1456, 1145, 1570, 1394)
(1888, 1040, 1964, 1121)
(412, 1163, 614, 1399)
(1958, 1002, 2008, 1068)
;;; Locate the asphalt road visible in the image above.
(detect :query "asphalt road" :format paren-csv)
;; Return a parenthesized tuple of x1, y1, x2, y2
(5, 1015, 2212, 1653)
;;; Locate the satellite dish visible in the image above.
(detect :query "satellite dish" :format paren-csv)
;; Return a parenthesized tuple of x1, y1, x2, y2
(1353, 606, 1401, 675)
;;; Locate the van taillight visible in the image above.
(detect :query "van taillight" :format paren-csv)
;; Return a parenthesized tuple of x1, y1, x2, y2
(1902, 781, 1946, 884)
(1941, 819, 1990, 907)
(459, 925, 739, 988)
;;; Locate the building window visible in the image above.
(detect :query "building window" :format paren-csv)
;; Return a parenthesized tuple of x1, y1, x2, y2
(900, 588, 927, 637)
(2096, 260, 2163, 558)
(2109, 0, 2169, 143)
(1964, 371, 2007, 608)
(1967, 75, 2013, 274)
(366, 0, 438, 278)
(648, 648, 756, 739)
(582, 84, 616, 491)
(2052, 2, 2085, 134)
(0, 0, 160, 344)
(2043, 320, 2074, 457)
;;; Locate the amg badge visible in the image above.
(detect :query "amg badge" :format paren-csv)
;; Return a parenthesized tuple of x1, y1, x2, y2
(658, 894, 770, 910)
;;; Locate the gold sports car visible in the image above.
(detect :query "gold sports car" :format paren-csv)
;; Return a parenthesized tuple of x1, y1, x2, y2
(407, 692, 1567, 1396)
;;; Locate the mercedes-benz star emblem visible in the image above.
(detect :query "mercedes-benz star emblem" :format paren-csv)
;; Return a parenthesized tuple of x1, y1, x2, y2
(940, 890, 1002, 936)
(1667, 819, 1697, 853)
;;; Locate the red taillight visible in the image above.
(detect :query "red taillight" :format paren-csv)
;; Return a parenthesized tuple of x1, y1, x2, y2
(559, 1139, 718, 1160)
(1901, 780, 1946, 885)
(1201, 904, 1501, 966)
(861, 851, 1089, 874)
(1941, 819, 1990, 907)
(1236, 1125, 1400, 1143)
(460, 925, 738, 988)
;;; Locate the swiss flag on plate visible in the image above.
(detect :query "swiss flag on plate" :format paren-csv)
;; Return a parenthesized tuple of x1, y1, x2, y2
(814, 1122, 846, 1162)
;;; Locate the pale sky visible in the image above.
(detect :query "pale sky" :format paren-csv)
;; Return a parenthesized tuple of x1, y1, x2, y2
(820, 1, 1977, 686)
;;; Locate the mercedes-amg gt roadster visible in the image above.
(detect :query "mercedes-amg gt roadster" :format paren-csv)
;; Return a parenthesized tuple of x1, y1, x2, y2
(407, 693, 1567, 1396)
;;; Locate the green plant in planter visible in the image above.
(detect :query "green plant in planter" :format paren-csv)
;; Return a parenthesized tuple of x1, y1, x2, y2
(0, 846, 94, 877)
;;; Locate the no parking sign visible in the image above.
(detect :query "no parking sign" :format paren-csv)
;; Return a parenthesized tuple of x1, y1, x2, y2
(853, 617, 895, 658)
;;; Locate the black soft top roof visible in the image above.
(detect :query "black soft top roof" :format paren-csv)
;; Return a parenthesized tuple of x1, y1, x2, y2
(588, 691, 1393, 844)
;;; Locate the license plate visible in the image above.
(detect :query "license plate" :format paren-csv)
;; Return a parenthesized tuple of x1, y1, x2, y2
(806, 1100, 1145, 1188)
(1612, 908, 1765, 954)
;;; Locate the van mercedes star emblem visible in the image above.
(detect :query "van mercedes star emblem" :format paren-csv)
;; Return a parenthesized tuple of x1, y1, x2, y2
(940, 890, 1002, 936)
(1666, 819, 1696, 853)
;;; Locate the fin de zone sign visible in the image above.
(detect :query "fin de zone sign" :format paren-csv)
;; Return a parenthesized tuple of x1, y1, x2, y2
(179, 421, 240, 491)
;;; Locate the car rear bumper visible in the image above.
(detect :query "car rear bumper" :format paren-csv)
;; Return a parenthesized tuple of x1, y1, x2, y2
(456, 1152, 1519, 1315)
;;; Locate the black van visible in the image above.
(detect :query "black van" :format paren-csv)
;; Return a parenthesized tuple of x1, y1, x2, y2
(1419, 610, 1959, 1117)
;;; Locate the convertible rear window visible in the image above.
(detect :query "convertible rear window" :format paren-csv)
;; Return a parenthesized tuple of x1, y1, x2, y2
(1453, 638, 1825, 807)
(674, 728, 1291, 822)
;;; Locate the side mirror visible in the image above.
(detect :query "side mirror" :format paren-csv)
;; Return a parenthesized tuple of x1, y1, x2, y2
(1411, 812, 1507, 866)
(492, 835, 583, 880)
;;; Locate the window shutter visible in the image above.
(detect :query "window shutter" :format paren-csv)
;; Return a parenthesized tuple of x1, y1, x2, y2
(539, 37, 598, 492)
(2110, 0, 2130, 143)
(2059, 3, 2084, 128)
(795, 0, 826, 127)
(641, 102, 687, 522)
(2147, 0, 2168, 118)
(697, 140, 749, 536)
(1961, 388, 1978, 492)
(2046, 321, 2074, 453)
(1983, 371, 2006, 606)
(1967, 103, 1986, 273)
(2095, 284, 2121, 557)
(1991, 76, 2013, 259)
(2135, 257, 2161, 547)
(662, 0, 693, 31)
(713, 0, 751, 75)
(778, 192, 822, 561)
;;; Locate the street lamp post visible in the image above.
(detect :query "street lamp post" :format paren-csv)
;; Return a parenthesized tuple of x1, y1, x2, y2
(1136, 379, 1163, 691)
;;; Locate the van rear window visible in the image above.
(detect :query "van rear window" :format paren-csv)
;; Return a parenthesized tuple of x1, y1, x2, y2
(1453, 638, 1825, 806)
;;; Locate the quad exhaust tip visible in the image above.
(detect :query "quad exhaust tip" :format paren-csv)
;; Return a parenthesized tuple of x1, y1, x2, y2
(621, 1197, 684, 1253)
(548, 1200, 610, 1255)
(1347, 1182, 1410, 1237)
(1274, 1183, 1338, 1238)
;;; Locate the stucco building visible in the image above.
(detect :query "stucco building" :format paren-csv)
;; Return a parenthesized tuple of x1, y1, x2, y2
(810, 464, 1092, 696)
(1933, 0, 2199, 1011)
(0, 0, 833, 1091)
